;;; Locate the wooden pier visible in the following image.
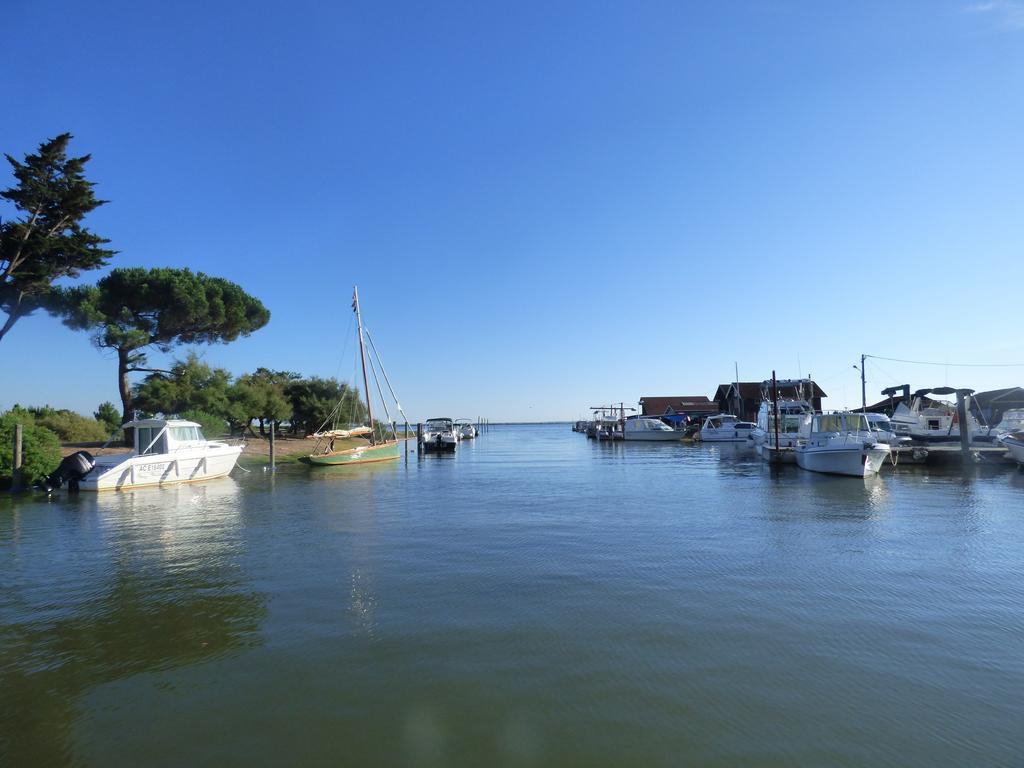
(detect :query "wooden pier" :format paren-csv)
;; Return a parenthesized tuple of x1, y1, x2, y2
(889, 443, 1011, 467)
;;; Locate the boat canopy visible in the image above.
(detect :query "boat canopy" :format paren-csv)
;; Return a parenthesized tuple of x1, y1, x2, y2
(121, 418, 202, 429)
(913, 387, 974, 398)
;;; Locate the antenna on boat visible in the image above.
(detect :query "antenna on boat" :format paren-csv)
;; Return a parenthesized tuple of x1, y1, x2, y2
(352, 286, 375, 445)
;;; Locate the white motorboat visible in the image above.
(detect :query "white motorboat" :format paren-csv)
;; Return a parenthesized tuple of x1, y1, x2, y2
(999, 432, 1024, 465)
(700, 414, 755, 443)
(890, 387, 986, 444)
(795, 412, 890, 477)
(623, 416, 685, 441)
(993, 409, 1024, 436)
(750, 379, 815, 463)
(455, 419, 477, 440)
(41, 418, 243, 492)
(421, 417, 458, 451)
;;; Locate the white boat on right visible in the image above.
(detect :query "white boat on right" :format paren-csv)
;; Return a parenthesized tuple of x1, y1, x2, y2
(999, 432, 1024, 465)
(889, 387, 991, 444)
(795, 412, 890, 477)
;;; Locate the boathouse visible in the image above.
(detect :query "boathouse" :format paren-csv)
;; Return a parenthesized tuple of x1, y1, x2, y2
(714, 381, 826, 421)
(638, 396, 717, 424)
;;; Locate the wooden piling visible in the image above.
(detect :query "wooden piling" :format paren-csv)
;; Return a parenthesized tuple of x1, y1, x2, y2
(269, 422, 276, 470)
(12, 424, 23, 492)
(956, 392, 971, 464)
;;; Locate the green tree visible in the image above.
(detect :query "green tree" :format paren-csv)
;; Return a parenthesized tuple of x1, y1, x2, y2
(94, 402, 122, 434)
(234, 368, 297, 436)
(180, 409, 228, 439)
(285, 377, 365, 436)
(133, 353, 232, 418)
(0, 409, 62, 488)
(54, 268, 270, 427)
(0, 134, 114, 343)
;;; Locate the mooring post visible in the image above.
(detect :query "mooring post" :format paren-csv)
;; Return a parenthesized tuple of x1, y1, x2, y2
(416, 423, 422, 459)
(12, 424, 23, 492)
(269, 422, 276, 471)
(956, 391, 971, 465)
(405, 421, 409, 463)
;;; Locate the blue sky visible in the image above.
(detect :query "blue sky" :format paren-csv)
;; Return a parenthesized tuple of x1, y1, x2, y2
(2, 0, 1023, 421)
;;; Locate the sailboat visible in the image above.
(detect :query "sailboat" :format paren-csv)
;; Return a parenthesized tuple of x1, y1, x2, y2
(306, 286, 407, 466)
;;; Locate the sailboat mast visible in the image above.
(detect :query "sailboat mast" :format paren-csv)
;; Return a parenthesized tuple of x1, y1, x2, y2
(353, 286, 375, 444)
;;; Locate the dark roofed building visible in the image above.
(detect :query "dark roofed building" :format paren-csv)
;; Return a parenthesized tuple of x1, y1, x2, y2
(639, 396, 717, 420)
(714, 381, 826, 421)
(971, 387, 1024, 425)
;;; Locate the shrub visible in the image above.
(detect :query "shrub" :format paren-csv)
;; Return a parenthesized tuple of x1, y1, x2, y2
(181, 409, 228, 439)
(34, 409, 109, 443)
(0, 411, 62, 489)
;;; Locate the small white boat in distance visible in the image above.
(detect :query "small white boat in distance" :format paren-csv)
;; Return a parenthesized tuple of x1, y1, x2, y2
(623, 416, 685, 441)
(455, 419, 477, 440)
(795, 412, 890, 477)
(42, 419, 242, 492)
(700, 414, 755, 442)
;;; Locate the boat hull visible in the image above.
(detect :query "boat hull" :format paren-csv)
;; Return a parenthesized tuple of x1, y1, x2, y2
(796, 443, 890, 477)
(421, 436, 457, 451)
(1000, 435, 1024, 465)
(623, 430, 685, 441)
(756, 443, 797, 463)
(79, 445, 243, 491)
(308, 440, 401, 465)
(700, 433, 751, 443)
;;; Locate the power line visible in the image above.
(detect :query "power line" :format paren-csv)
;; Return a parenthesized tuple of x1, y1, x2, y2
(865, 354, 1024, 368)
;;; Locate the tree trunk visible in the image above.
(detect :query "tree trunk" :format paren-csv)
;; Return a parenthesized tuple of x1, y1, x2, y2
(0, 292, 25, 343)
(258, 417, 266, 437)
(118, 348, 134, 446)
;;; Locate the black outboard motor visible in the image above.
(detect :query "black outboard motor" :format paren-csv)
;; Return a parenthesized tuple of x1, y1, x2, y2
(39, 451, 96, 493)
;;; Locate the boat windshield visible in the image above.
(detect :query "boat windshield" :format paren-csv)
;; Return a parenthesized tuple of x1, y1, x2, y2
(813, 414, 869, 433)
(637, 419, 671, 430)
(170, 426, 205, 442)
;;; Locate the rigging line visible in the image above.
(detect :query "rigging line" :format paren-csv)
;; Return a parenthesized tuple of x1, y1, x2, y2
(865, 357, 902, 388)
(365, 346, 393, 431)
(313, 398, 343, 436)
(364, 328, 410, 425)
(865, 354, 1024, 368)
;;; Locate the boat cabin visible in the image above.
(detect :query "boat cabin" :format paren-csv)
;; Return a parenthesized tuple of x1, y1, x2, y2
(127, 419, 211, 456)
(805, 413, 871, 435)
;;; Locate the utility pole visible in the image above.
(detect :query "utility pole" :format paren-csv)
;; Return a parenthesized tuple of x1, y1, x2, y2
(860, 354, 867, 412)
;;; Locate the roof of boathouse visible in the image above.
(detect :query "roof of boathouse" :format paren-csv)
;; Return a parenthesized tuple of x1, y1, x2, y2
(714, 381, 827, 401)
(639, 396, 717, 416)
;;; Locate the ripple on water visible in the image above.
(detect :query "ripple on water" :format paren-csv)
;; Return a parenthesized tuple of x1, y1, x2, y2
(2, 425, 1023, 766)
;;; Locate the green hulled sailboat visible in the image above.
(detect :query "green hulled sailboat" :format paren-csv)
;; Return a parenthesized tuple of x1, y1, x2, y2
(307, 287, 407, 466)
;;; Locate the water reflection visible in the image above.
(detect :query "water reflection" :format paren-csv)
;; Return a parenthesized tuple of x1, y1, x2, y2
(0, 480, 265, 765)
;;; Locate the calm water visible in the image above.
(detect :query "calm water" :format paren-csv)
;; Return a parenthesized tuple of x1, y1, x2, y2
(2, 425, 1023, 766)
